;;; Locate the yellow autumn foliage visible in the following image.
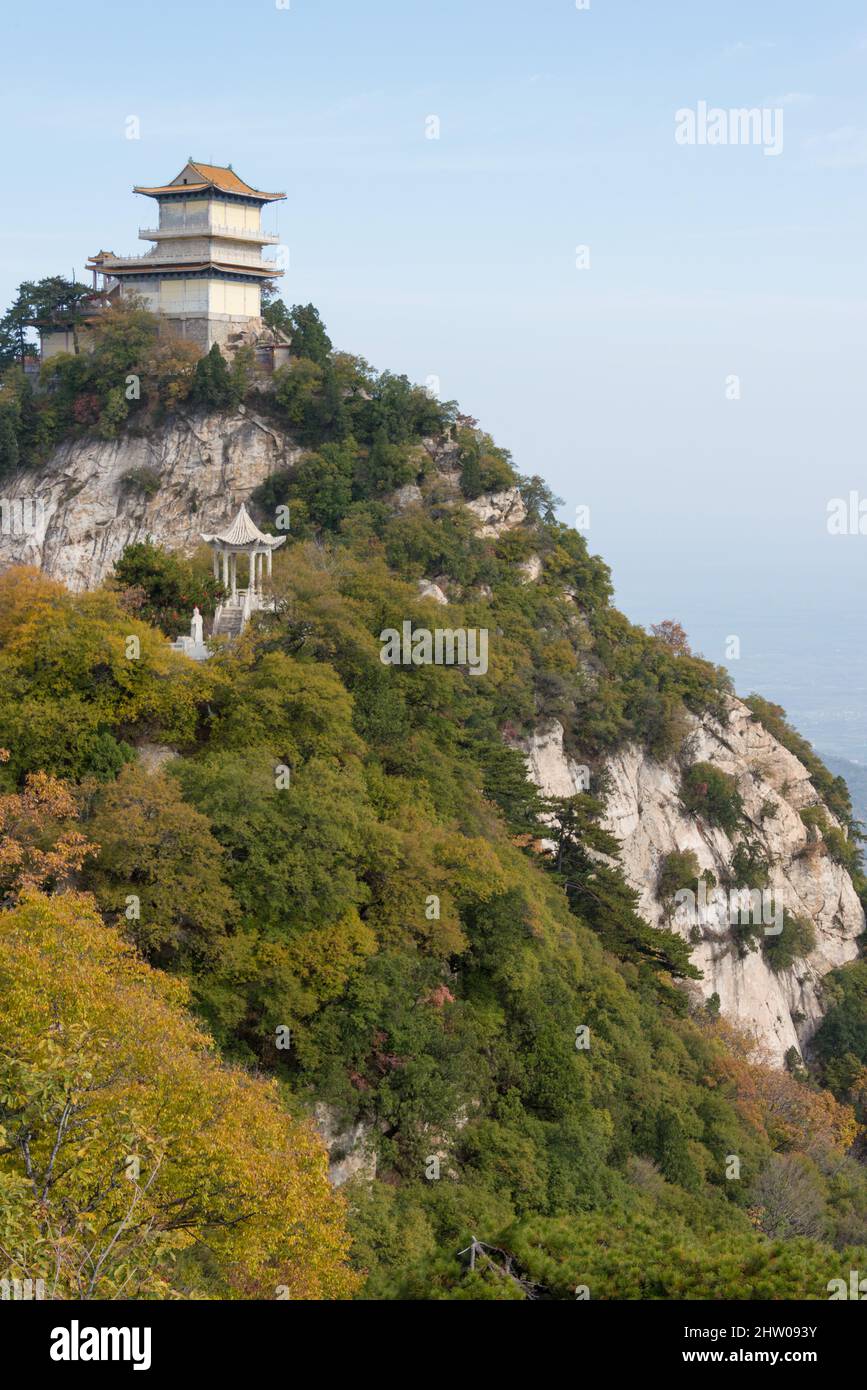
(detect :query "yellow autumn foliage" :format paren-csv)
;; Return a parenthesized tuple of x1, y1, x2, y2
(0, 891, 359, 1300)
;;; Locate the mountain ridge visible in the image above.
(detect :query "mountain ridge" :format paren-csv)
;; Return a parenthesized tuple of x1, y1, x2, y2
(3, 312, 867, 1297)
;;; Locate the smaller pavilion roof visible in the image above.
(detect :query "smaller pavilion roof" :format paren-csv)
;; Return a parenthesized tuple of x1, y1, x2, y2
(201, 503, 287, 550)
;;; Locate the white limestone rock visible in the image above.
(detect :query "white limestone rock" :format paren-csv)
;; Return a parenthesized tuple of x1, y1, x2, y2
(465, 488, 527, 539)
(519, 553, 543, 583)
(392, 483, 423, 511)
(513, 699, 864, 1067)
(136, 742, 178, 774)
(0, 408, 303, 592)
(422, 433, 462, 491)
(312, 1103, 377, 1187)
(418, 578, 449, 605)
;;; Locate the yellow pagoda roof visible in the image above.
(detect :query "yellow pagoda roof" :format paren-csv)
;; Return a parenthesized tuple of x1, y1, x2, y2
(85, 256, 281, 279)
(134, 161, 285, 202)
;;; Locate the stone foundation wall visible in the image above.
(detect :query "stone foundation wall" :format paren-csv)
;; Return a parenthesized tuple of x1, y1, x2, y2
(157, 313, 265, 354)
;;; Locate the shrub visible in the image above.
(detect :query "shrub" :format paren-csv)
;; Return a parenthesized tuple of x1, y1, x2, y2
(728, 836, 771, 889)
(800, 804, 829, 834)
(680, 762, 744, 833)
(657, 848, 701, 907)
(457, 429, 516, 498)
(120, 466, 161, 498)
(824, 825, 860, 873)
(763, 913, 817, 974)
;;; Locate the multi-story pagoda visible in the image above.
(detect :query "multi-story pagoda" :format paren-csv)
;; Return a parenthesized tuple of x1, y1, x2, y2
(85, 160, 287, 353)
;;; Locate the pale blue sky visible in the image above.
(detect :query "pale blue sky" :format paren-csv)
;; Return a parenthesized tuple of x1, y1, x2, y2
(3, 0, 867, 722)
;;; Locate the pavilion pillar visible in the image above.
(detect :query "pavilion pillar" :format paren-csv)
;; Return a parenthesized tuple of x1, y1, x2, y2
(249, 548, 256, 593)
(221, 550, 229, 589)
(267, 549, 272, 579)
(213, 550, 219, 580)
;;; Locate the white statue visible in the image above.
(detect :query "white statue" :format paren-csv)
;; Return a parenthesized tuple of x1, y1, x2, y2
(191, 606, 204, 646)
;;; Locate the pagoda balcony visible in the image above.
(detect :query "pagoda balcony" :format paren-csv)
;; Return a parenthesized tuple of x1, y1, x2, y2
(106, 248, 280, 272)
(139, 225, 280, 244)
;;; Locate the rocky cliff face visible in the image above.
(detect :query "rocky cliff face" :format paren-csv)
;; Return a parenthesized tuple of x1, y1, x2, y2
(0, 408, 302, 591)
(0, 408, 530, 590)
(518, 704, 864, 1066)
(4, 413, 862, 1066)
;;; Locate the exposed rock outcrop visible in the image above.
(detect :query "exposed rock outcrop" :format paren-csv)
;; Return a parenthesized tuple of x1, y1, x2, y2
(312, 1103, 377, 1187)
(0, 410, 533, 594)
(418, 578, 449, 605)
(465, 488, 527, 539)
(0, 408, 302, 591)
(136, 742, 178, 774)
(392, 483, 423, 511)
(515, 701, 864, 1066)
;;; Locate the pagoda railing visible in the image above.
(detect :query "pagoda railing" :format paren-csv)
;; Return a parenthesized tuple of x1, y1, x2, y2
(107, 248, 278, 271)
(139, 225, 280, 244)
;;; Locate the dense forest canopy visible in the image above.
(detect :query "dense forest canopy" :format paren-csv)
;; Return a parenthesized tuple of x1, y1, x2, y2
(1, 292, 867, 1299)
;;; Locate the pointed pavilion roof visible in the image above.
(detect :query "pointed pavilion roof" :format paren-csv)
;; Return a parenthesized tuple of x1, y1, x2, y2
(201, 504, 287, 550)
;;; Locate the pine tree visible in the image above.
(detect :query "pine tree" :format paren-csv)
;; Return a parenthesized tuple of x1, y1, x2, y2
(0, 410, 19, 480)
(288, 303, 333, 366)
(191, 343, 238, 409)
(548, 792, 700, 982)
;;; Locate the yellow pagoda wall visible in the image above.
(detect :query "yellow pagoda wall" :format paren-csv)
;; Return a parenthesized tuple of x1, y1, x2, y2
(159, 198, 209, 230)
(39, 326, 99, 361)
(126, 282, 161, 314)
(209, 200, 262, 233)
(157, 199, 263, 234)
(207, 280, 260, 316)
(159, 279, 210, 314)
(119, 277, 260, 323)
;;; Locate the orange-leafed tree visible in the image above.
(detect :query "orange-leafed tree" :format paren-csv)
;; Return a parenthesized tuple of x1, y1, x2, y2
(0, 768, 97, 904)
(650, 620, 692, 656)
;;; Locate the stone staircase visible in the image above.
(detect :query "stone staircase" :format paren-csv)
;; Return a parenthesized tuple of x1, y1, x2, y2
(211, 601, 245, 638)
(211, 585, 279, 643)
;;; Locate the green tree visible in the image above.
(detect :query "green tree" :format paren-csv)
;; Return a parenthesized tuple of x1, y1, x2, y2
(272, 356, 325, 436)
(111, 538, 223, 634)
(355, 426, 415, 495)
(680, 762, 744, 833)
(0, 408, 19, 479)
(457, 429, 516, 498)
(85, 763, 237, 968)
(22, 275, 93, 355)
(516, 474, 563, 523)
(288, 302, 333, 366)
(190, 342, 240, 409)
(548, 793, 700, 982)
(261, 285, 293, 336)
(292, 439, 357, 529)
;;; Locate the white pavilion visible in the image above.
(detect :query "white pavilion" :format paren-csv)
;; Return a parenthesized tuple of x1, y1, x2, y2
(203, 503, 286, 638)
(168, 503, 286, 659)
